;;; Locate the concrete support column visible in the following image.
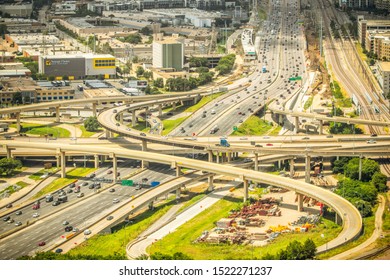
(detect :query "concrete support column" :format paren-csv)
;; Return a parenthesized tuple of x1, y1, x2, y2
(112, 154, 117, 182)
(176, 188, 181, 199)
(278, 160, 282, 169)
(176, 165, 181, 177)
(278, 114, 283, 125)
(141, 140, 149, 168)
(56, 155, 60, 167)
(132, 110, 137, 127)
(254, 153, 259, 171)
(289, 158, 295, 178)
(16, 113, 21, 133)
(105, 129, 111, 138)
(119, 112, 124, 124)
(319, 120, 323, 135)
(243, 179, 249, 203)
(294, 116, 299, 134)
(55, 106, 60, 122)
(94, 154, 99, 169)
(5, 146, 12, 159)
(172, 102, 176, 110)
(297, 193, 304, 212)
(148, 201, 154, 210)
(208, 150, 213, 162)
(92, 103, 97, 117)
(208, 175, 214, 191)
(305, 155, 311, 184)
(60, 151, 66, 178)
(158, 104, 162, 117)
(359, 155, 363, 181)
(216, 152, 220, 164)
(227, 152, 231, 162)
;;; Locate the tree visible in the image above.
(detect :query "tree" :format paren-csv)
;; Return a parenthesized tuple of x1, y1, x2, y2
(140, 27, 151, 36)
(0, 158, 22, 176)
(331, 156, 351, 174)
(136, 66, 144, 77)
(345, 158, 379, 181)
(143, 71, 153, 80)
(371, 172, 388, 192)
(302, 239, 317, 259)
(83, 117, 100, 132)
(153, 78, 164, 88)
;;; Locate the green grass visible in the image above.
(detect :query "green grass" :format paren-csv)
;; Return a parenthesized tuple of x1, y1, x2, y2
(10, 123, 70, 137)
(355, 43, 369, 63)
(185, 92, 226, 113)
(304, 96, 314, 110)
(148, 197, 341, 259)
(162, 116, 188, 135)
(29, 167, 58, 181)
(0, 167, 26, 179)
(67, 202, 175, 257)
(177, 194, 207, 213)
(258, 8, 267, 21)
(15, 181, 29, 188)
(231, 116, 278, 136)
(382, 193, 390, 231)
(317, 208, 377, 259)
(129, 120, 150, 132)
(0, 181, 30, 197)
(32, 168, 95, 199)
(78, 125, 102, 137)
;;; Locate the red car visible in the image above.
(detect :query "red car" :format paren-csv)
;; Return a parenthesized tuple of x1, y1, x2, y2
(266, 143, 273, 146)
(38, 241, 46, 246)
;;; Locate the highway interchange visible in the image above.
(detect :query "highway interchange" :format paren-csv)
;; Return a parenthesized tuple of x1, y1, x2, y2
(0, 0, 386, 260)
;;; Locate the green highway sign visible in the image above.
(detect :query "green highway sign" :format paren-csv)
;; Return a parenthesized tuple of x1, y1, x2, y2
(233, 126, 238, 131)
(289, 76, 302, 81)
(121, 180, 133, 186)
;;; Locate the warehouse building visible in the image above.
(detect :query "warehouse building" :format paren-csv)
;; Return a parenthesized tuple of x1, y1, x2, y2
(39, 54, 116, 80)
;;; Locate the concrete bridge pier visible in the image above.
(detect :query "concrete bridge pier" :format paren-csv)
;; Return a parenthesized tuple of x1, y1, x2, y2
(141, 140, 149, 168)
(92, 103, 97, 117)
(243, 178, 249, 202)
(132, 110, 137, 127)
(60, 151, 66, 178)
(110, 153, 118, 182)
(16, 113, 21, 133)
(278, 114, 283, 125)
(105, 129, 112, 138)
(227, 152, 231, 162)
(55, 106, 60, 123)
(294, 116, 299, 134)
(176, 188, 181, 199)
(319, 120, 323, 135)
(176, 165, 181, 177)
(119, 112, 124, 124)
(148, 201, 154, 210)
(208, 150, 213, 162)
(254, 153, 259, 171)
(289, 158, 295, 178)
(94, 154, 99, 168)
(56, 155, 60, 167)
(216, 153, 220, 164)
(158, 104, 162, 117)
(305, 155, 311, 183)
(172, 102, 176, 110)
(297, 193, 304, 212)
(208, 175, 214, 191)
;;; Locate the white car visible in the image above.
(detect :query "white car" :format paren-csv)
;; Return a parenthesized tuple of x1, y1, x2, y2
(84, 229, 91, 235)
(32, 213, 39, 218)
(113, 198, 120, 204)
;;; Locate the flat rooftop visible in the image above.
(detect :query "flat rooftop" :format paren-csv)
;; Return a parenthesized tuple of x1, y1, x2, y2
(379, 61, 390, 72)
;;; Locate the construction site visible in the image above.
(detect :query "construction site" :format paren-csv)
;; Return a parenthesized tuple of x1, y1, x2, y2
(195, 189, 322, 246)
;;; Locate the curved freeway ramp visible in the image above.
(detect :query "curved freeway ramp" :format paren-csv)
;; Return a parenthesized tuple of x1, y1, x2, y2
(1, 141, 362, 253)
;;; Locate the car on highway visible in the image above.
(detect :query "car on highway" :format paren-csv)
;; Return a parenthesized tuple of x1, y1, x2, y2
(62, 221, 69, 225)
(5, 203, 12, 208)
(89, 173, 96, 178)
(326, 135, 334, 138)
(243, 158, 253, 163)
(3, 216, 11, 222)
(140, 133, 146, 137)
(302, 137, 310, 140)
(266, 143, 273, 146)
(73, 228, 79, 232)
(84, 229, 91, 235)
(38, 241, 46, 246)
(67, 189, 73, 193)
(15, 211, 22, 216)
(113, 198, 120, 204)
(371, 133, 377, 137)
(32, 213, 39, 218)
(106, 216, 114, 221)
(69, 183, 76, 188)
(255, 144, 263, 147)
(367, 140, 376, 144)
(52, 201, 60, 206)
(81, 182, 88, 187)
(64, 226, 73, 232)
(15, 221, 22, 226)
(109, 188, 115, 193)
(107, 170, 113, 174)
(77, 193, 84, 198)
(55, 248, 63, 254)
(70, 137, 77, 141)
(7, 218, 14, 224)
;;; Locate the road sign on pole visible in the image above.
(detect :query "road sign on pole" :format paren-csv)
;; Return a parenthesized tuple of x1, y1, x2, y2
(233, 126, 238, 131)
(121, 180, 133, 186)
